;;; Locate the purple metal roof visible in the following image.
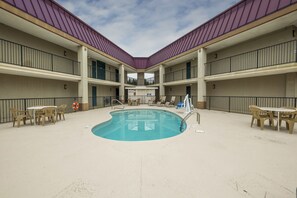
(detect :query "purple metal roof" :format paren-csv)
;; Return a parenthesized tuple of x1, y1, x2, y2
(2, 0, 135, 66)
(148, 0, 297, 67)
(2, 0, 297, 69)
(133, 58, 149, 69)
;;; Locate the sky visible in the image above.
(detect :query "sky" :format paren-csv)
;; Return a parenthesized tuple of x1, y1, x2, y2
(56, 0, 239, 57)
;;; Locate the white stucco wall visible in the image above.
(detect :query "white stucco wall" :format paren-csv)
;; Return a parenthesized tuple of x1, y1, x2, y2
(0, 74, 78, 99)
(206, 75, 286, 97)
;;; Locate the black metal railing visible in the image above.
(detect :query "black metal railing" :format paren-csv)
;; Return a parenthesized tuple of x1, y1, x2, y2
(155, 74, 159, 84)
(126, 95, 197, 107)
(88, 96, 119, 109)
(89, 95, 197, 106)
(126, 77, 137, 85)
(126, 95, 156, 104)
(87, 66, 120, 82)
(205, 96, 297, 114)
(0, 97, 82, 123)
(205, 40, 297, 76)
(164, 66, 197, 82)
(165, 95, 197, 107)
(0, 39, 80, 75)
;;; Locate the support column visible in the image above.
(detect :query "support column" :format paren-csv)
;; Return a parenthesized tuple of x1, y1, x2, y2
(137, 72, 145, 85)
(119, 64, 125, 103)
(197, 48, 207, 109)
(159, 64, 165, 97)
(78, 46, 88, 111)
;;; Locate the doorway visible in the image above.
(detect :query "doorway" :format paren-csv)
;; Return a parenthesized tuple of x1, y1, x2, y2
(186, 62, 191, 79)
(92, 86, 97, 107)
(124, 88, 128, 103)
(115, 69, 119, 82)
(97, 60, 106, 80)
(92, 61, 96, 78)
(186, 86, 191, 98)
(116, 88, 119, 100)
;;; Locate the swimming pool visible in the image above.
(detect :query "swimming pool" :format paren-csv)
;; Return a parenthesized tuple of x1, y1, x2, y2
(92, 109, 186, 141)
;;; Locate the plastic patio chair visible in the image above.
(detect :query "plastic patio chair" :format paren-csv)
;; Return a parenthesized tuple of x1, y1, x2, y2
(10, 108, 33, 127)
(165, 96, 176, 107)
(56, 104, 67, 121)
(279, 110, 297, 134)
(37, 107, 56, 126)
(157, 96, 166, 106)
(249, 105, 275, 130)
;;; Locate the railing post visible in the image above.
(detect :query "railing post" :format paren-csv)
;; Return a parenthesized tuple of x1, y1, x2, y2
(20, 45, 23, 66)
(54, 98, 56, 106)
(256, 97, 258, 106)
(181, 70, 183, 80)
(256, 49, 259, 68)
(295, 98, 297, 108)
(229, 57, 232, 72)
(295, 40, 297, 63)
(51, 54, 54, 71)
(228, 96, 231, 112)
(24, 99, 27, 111)
(72, 61, 74, 75)
(210, 63, 212, 76)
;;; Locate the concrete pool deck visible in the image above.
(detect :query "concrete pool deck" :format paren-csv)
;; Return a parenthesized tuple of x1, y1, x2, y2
(0, 105, 296, 198)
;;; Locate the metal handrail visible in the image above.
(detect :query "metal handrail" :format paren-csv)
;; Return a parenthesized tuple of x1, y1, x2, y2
(180, 109, 200, 131)
(111, 99, 125, 109)
(0, 38, 80, 75)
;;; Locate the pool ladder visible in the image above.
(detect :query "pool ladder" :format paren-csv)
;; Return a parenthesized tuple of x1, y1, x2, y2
(180, 109, 200, 131)
(111, 99, 125, 109)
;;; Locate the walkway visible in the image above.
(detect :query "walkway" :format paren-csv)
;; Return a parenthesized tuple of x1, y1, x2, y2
(0, 106, 296, 198)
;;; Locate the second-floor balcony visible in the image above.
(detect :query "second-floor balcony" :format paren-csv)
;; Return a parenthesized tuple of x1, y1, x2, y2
(205, 40, 297, 76)
(145, 75, 159, 85)
(0, 39, 80, 75)
(145, 77, 155, 85)
(164, 66, 197, 83)
(126, 77, 137, 85)
(88, 66, 120, 83)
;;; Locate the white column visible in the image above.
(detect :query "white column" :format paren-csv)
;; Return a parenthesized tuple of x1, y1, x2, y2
(78, 46, 88, 111)
(197, 48, 207, 109)
(119, 64, 125, 102)
(137, 72, 145, 85)
(159, 64, 165, 97)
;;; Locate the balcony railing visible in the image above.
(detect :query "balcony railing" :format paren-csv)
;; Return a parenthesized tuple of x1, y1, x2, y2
(205, 40, 297, 76)
(0, 39, 80, 75)
(89, 96, 119, 109)
(126, 77, 137, 85)
(165, 95, 197, 108)
(164, 66, 197, 82)
(205, 96, 297, 114)
(145, 77, 155, 85)
(0, 97, 82, 123)
(88, 66, 120, 82)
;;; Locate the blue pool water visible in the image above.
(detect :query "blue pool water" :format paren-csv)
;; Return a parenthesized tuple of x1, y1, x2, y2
(92, 109, 186, 141)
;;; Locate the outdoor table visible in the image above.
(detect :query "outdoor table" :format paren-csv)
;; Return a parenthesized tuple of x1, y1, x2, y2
(259, 107, 296, 131)
(27, 106, 57, 125)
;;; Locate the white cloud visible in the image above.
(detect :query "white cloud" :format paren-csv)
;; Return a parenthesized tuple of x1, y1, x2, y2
(57, 0, 237, 56)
